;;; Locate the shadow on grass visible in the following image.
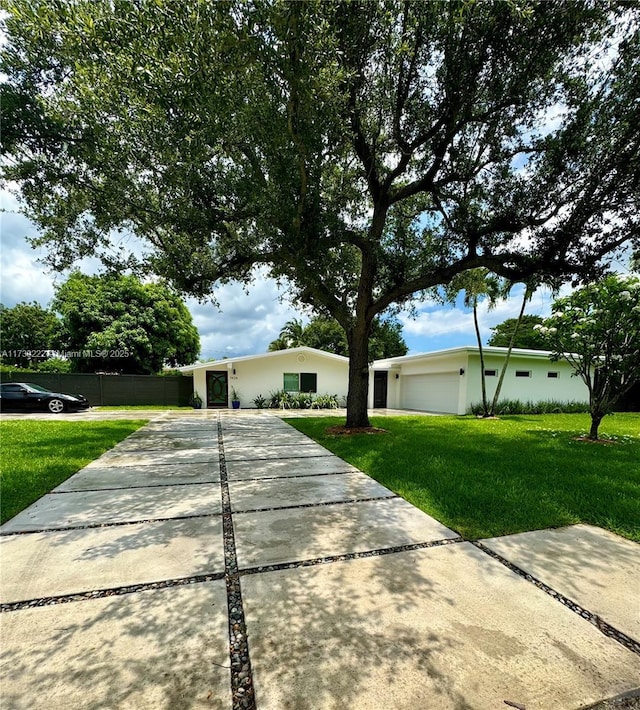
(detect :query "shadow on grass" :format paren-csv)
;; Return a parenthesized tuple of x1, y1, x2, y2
(287, 415, 640, 542)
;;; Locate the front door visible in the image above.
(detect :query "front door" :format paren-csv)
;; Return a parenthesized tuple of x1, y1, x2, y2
(206, 371, 228, 408)
(373, 371, 388, 408)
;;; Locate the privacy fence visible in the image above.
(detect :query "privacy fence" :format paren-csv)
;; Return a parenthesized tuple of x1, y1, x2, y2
(0, 372, 193, 407)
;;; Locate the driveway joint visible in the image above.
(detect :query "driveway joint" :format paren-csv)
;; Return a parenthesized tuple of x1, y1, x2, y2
(0, 572, 227, 613)
(0, 511, 222, 536)
(218, 417, 257, 710)
(472, 540, 640, 657)
(237, 535, 465, 577)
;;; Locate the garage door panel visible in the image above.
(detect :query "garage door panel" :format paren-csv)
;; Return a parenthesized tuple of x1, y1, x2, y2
(401, 373, 459, 413)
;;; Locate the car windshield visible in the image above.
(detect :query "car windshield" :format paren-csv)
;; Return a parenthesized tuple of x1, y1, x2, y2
(23, 383, 52, 393)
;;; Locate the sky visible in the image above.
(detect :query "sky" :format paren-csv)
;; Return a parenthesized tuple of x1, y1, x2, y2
(1, 189, 576, 362)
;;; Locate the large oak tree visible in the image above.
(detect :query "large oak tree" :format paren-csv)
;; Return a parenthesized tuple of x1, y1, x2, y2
(2, 1, 638, 425)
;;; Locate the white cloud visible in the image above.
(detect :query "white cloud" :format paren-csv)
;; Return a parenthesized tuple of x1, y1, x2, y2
(399, 284, 563, 348)
(186, 275, 305, 359)
(0, 196, 306, 360)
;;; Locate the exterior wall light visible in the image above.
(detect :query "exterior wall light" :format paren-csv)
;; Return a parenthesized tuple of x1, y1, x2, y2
(459, 368, 465, 375)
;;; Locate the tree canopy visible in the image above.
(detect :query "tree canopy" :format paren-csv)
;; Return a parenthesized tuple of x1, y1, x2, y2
(538, 275, 640, 440)
(52, 273, 200, 374)
(0, 301, 59, 368)
(269, 315, 407, 359)
(488, 315, 547, 350)
(2, 1, 638, 425)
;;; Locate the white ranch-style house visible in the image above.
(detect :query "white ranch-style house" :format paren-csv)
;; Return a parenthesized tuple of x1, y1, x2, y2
(180, 345, 588, 415)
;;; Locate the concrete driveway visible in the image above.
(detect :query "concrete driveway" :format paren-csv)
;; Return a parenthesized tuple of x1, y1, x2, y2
(1, 411, 638, 709)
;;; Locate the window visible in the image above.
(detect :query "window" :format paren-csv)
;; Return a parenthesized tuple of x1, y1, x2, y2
(283, 372, 317, 393)
(283, 373, 299, 392)
(515, 370, 531, 378)
(547, 371, 559, 379)
(484, 369, 497, 377)
(300, 372, 317, 393)
(0, 384, 25, 392)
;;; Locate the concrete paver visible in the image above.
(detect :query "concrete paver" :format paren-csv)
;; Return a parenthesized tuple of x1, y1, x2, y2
(126, 428, 220, 440)
(87, 448, 219, 467)
(233, 497, 459, 569)
(222, 432, 317, 447)
(1, 409, 638, 710)
(0, 517, 224, 603)
(112, 435, 220, 451)
(0, 483, 221, 532)
(54, 462, 221, 491)
(0, 582, 231, 710)
(226, 455, 358, 480)
(224, 442, 333, 461)
(481, 524, 640, 640)
(229, 472, 394, 512)
(242, 543, 640, 710)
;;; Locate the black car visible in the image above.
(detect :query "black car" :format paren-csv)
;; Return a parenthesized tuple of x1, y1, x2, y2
(0, 382, 91, 413)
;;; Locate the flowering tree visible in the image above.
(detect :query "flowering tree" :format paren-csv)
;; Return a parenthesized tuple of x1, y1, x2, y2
(536, 276, 640, 440)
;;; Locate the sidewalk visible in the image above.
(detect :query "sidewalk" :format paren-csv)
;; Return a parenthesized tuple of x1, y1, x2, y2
(1, 411, 638, 709)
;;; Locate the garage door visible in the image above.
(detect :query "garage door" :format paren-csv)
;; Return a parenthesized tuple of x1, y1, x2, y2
(401, 373, 460, 413)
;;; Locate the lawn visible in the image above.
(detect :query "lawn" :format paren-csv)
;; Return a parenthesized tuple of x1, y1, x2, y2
(0, 419, 148, 524)
(286, 413, 640, 542)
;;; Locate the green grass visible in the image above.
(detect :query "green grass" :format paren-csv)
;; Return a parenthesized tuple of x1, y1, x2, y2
(286, 413, 640, 542)
(0, 420, 148, 524)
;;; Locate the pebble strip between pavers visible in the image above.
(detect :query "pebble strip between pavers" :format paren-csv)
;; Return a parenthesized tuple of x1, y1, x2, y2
(218, 417, 257, 710)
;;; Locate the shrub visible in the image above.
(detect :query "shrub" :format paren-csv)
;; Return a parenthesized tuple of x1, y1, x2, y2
(268, 390, 339, 410)
(253, 394, 267, 409)
(311, 393, 339, 409)
(468, 399, 590, 416)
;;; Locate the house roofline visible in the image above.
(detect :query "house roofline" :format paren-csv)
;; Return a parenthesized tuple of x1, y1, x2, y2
(178, 346, 349, 372)
(372, 345, 556, 368)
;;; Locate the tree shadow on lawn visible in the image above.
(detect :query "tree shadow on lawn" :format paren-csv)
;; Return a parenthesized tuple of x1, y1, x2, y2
(315, 419, 640, 542)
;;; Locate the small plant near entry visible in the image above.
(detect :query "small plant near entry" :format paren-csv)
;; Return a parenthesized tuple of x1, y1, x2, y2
(231, 387, 240, 401)
(253, 394, 266, 409)
(269, 389, 292, 408)
(268, 390, 339, 409)
(311, 394, 339, 409)
(189, 392, 203, 409)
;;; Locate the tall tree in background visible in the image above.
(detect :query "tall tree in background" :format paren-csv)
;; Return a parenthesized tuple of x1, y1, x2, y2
(538, 276, 640, 440)
(53, 273, 200, 374)
(488, 315, 547, 350)
(0, 302, 59, 367)
(268, 315, 407, 359)
(272, 319, 306, 349)
(2, 1, 638, 426)
(445, 269, 507, 416)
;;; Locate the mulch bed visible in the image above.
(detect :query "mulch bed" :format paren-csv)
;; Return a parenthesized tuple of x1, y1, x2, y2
(572, 436, 620, 445)
(325, 425, 389, 436)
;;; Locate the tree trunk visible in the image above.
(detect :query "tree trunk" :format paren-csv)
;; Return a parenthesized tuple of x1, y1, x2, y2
(588, 413, 603, 440)
(473, 303, 489, 416)
(346, 323, 371, 428)
(489, 285, 530, 416)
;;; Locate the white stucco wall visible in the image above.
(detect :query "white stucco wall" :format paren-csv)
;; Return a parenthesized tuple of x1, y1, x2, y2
(375, 348, 589, 415)
(189, 350, 349, 408)
(188, 346, 590, 413)
(464, 352, 589, 411)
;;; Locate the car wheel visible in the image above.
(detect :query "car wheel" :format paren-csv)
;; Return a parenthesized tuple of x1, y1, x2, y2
(47, 398, 65, 414)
